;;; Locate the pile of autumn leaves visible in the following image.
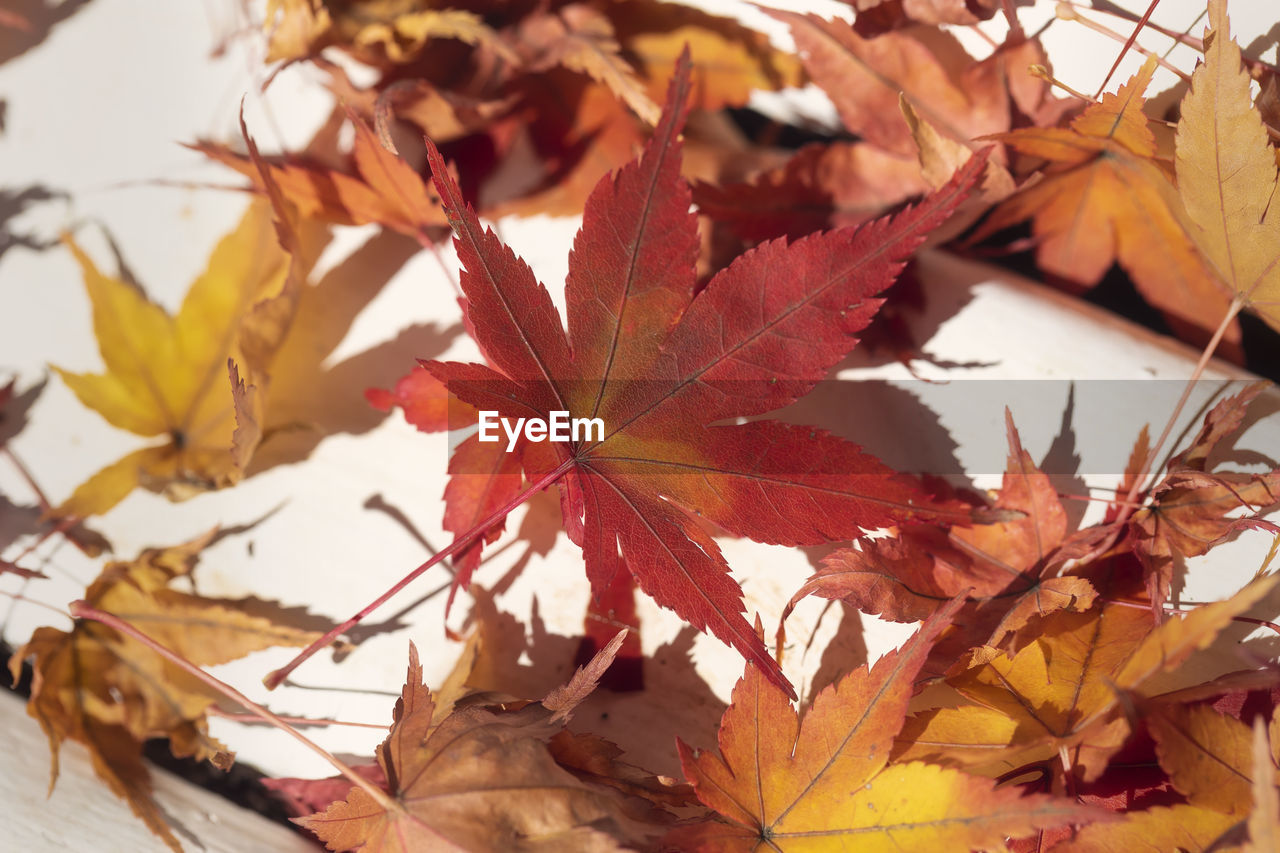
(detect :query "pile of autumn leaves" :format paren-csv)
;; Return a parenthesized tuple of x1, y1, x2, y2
(6, 0, 1280, 851)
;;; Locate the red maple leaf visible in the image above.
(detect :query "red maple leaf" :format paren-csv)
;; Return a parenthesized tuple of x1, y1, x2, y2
(275, 54, 986, 697)
(415, 54, 984, 696)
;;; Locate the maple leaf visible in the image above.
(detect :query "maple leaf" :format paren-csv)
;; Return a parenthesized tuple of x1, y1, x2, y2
(518, 4, 660, 126)
(1247, 717, 1280, 852)
(1050, 804, 1238, 852)
(260, 0, 799, 220)
(975, 57, 1240, 352)
(264, 0, 511, 66)
(265, 625, 487, 819)
(1131, 383, 1280, 609)
(194, 110, 447, 240)
(706, 14, 1042, 243)
(299, 638, 672, 852)
(610, 1, 801, 113)
(845, 0, 1005, 36)
(50, 205, 301, 516)
(7, 533, 325, 852)
(896, 571, 1280, 781)
(693, 142, 930, 243)
(1003, 724, 1191, 852)
(366, 364, 455, 433)
(421, 56, 984, 696)
(669, 601, 1099, 850)
(768, 11, 1010, 158)
(52, 129, 324, 518)
(1175, 0, 1280, 333)
(780, 412, 1095, 647)
(900, 95, 1016, 242)
(1148, 702, 1277, 816)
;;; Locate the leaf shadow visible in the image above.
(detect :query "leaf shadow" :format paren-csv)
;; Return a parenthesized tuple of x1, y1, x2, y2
(1245, 22, 1280, 65)
(248, 229, 463, 474)
(461, 584, 726, 778)
(0, 376, 109, 556)
(338, 486, 563, 652)
(337, 487, 561, 651)
(0, 373, 45, 448)
(769, 377, 968, 489)
(1210, 384, 1280, 471)
(487, 489, 562, 598)
(1039, 383, 1090, 532)
(573, 627, 728, 779)
(0, 0, 93, 65)
(803, 600, 868, 703)
(204, 503, 287, 554)
(0, 492, 39, 557)
(0, 185, 65, 261)
(857, 257, 996, 373)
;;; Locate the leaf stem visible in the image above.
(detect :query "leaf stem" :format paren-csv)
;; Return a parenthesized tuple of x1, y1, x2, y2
(0, 589, 71, 621)
(68, 601, 396, 811)
(1124, 295, 1244, 510)
(264, 455, 575, 689)
(1056, 491, 1144, 507)
(1073, 296, 1243, 564)
(4, 446, 53, 512)
(999, 0, 1025, 41)
(1100, 597, 1280, 636)
(206, 706, 387, 729)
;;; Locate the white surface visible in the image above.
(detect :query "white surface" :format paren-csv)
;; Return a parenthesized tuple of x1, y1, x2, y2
(0, 0, 1277, 846)
(1, 690, 315, 853)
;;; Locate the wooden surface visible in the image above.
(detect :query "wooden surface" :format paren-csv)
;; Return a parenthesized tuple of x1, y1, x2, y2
(1, 0, 1278, 849)
(2, 690, 315, 852)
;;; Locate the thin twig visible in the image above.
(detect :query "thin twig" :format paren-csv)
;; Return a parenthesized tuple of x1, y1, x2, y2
(207, 706, 387, 730)
(264, 456, 576, 689)
(70, 602, 396, 810)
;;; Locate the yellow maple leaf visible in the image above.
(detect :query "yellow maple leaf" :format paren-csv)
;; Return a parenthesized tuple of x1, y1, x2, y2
(1175, 0, 1280, 332)
(897, 572, 1280, 781)
(265, 0, 513, 65)
(8, 533, 325, 852)
(1149, 702, 1279, 816)
(1247, 717, 1280, 852)
(51, 198, 325, 517)
(1052, 804, 1237, 852)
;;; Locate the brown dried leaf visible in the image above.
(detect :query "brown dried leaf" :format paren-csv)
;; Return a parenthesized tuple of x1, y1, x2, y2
(693, 141, 928, 242)
(770, 11, 1008, 156)
(8, 535, 324, 851)
(300, 643, 668, 851)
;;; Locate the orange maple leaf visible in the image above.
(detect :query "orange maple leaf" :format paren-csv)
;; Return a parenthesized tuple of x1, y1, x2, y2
(1132, 383, 1280, 609)
(193, 110, 446, 240)
(671, 602, 1099, 850)
(976, 57, 1238, 351)
(781, 412, 1096, 653)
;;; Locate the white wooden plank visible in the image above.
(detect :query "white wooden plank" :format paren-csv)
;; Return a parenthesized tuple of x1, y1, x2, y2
(2, 691, 315, 852)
